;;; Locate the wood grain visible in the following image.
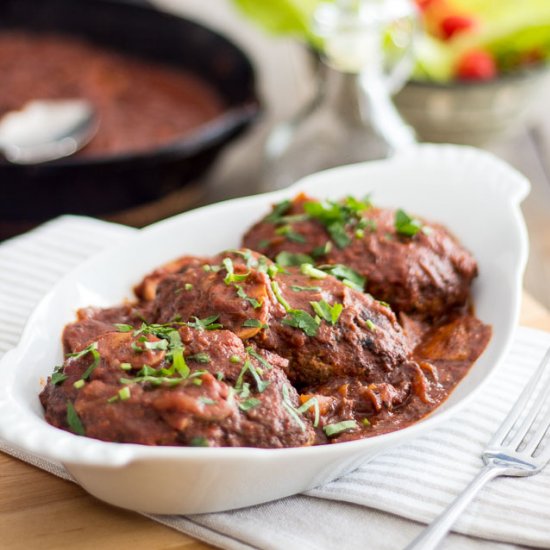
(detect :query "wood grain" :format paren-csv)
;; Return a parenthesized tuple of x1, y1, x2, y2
(1, 292, 548, 550)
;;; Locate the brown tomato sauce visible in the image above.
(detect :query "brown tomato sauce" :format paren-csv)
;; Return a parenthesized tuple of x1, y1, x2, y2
(0, 31, 224, 157)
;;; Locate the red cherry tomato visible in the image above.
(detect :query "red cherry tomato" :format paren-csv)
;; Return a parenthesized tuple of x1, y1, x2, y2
(456, 50, 497, 80)
(440, 15, 476, 40)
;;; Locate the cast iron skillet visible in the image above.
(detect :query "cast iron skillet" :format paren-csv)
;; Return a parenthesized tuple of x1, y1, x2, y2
(0, 0, 260, 228)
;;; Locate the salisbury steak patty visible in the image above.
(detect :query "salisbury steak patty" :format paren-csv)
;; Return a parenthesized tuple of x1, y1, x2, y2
(146, 249, 411, 386)
(40, 325, 315, 448)
(242, 194, 478, 317)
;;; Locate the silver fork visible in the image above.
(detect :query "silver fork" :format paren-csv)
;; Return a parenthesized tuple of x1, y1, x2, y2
(405, 347, 550, 550)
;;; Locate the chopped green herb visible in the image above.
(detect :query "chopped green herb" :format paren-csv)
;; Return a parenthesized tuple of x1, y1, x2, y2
(281, 309, 320, 337)
(297, 396, 320, 427)
(120, 362, 132, 371)
(171, 348, 190, 378)
(323, 420, 359, 437)
(229, 355, 242, 364)
(66, 401, 85, 435)
(311, 241, 333, 258)
(73, 379, 85, 389)
(184, 283, 194, 291)
(246, 347, 273, 370)
(377, 300, 391, 309)
(114, 323, 133, 332)
(275, 251, 314, 267)
(265, 199, 291, 223)
(257, 239, 271, 249)
(187, 352, 211, 364)
(199, 396, 216, 405)
(300, 263, 328, 280)
(190, 437, 210, 447)
(51, 366, 68, 386)
(327, 221, 351, 248)
(365, 319, 377, 331)
(216, 371, 224, 381)
(239, 397, 261, 411)
(192, 378, 203, 386)
(187, 315, 223, 331)
(275, 225, 306, 243)
(267, 263, 282, 278)
(290, 285, 322, 292)
(235, 360, 270, 393)
(310, 300, 343, 325)
(202, 264, 221, 273)
(222, 257, 250, 285)
(242, 319, 268, 329)
(355, 229, 364, 239)
(67, 342, 101, 381)
(320, 264, 365, 292)
(281, 384, 306, 431)
(394, 209, 423, 237)
(144, 339, 169, 351)
(358, 218, 377, 232)
(235, 284, 262, 309)
(271, 280, 292, 312)
(361, 418, 371, 427)
(119, 386, 131, 401)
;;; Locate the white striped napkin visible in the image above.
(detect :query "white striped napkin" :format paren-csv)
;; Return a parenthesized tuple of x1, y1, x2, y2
(1, 216, 549, 550)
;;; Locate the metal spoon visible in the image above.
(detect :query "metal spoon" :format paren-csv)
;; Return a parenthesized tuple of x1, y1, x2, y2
(0, 99, 98, 164)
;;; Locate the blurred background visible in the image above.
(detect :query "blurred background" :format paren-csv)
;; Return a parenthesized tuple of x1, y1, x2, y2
(1, 0, 549, 309)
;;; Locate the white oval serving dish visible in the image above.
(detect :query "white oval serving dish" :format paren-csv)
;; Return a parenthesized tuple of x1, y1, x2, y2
(0, 144, 530, 514)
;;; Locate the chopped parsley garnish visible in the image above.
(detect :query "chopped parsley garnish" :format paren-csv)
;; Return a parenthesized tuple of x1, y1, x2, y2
(199, 396, 216, 405)
(300, 263, 327, 280)
(51, 365, 68, 386)
(257, 239, 271, 249)
(239, 397, 261, 411)
(190, 437, 210, 447)
(119, 386, 131, 400)
(361, 418, 371, 427)
(246, 347, 273, 370)
(235, 360, 270, 393)
(114, 323, 133, 332)
(275, 251, 314, 267)
(290, 285, 322, 292)
(271, 280, 291, 312)
(120, 362, 132, 371)
(144, 339, 169, 351)
(229, 355, 242, 364)
(326, 222, 350, 248)
(319, 264, 365, 292)
(275, 225, 306, 243)
(281, 384, 313, 431)
(310, 300, 343, 325)
(187, 352, 211, 363)
(365, 319, 377, 331)
(67, 342, 100, 381)
(265, 199, 291, 223)
(311, 241, 333, 258)
(235, 284, 262, 309)
(303, 197, 372, 249)
(187, 315, 223, 331)
(323, 420, 359, 437)
(73, 379, 85, 389)
(66, 401, 85, 435)
(297, 396, 320, 427)
(394, 209, 423, 237)
(222, 257, 250, 285)
(281, 309, 320, 337)
(184, 283, 194, 291)
(242, 319, 268, 329)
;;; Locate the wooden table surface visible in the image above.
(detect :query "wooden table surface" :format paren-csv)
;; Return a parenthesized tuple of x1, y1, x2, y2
(1, 292, 549, 550)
